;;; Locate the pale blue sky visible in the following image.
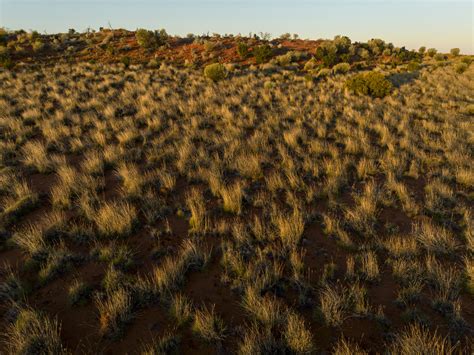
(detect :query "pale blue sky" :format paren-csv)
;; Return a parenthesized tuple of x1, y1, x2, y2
(1, 0, 472, 53)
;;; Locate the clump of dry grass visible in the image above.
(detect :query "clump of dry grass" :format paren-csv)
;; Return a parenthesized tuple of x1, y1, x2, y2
(284, 311, 314, 354)
(389, 324, 456, 354)
(414, 220, 459, 256)
(242, 286, 285, 327)
(332, 337, 368, 355)
(384, 236, 419, 258)
(344, 182, 379, 236)
(12, 211, 66, 257)
(0, 179, 38, 224)
(238, 324, 279, 354)
(141, 331, 180, 355)
(318, 282, 369, 327)
(94, 202, 137, 238)
(148, 240, 210, 295)
(186, 189, 208, 233)
(169, 293, 194, 327)
(0, 266, 25, 302)
(272, 208, 305, 249)
(192, 305, 226, 342)
(219, 182, 243, 215)
(116, 163, 144, 197)
(21, 141, 55, 173)
(96, 287, 133, 338)
(68, 278, 92, 306)
(5, 307, 66, 354)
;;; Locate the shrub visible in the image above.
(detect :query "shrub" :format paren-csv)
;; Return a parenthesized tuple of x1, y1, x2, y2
(135, 28, 168, 49)
(434, 53, 445, 62)
(120, 56, 131, 68)
(418, 46, 426, 55)
(303, 58, 318, 71)
(346, 71, 393, 98)
(237, 42, 249, 59)
(203, 63, 227, 82)
(0, 52, 14, 69)
(427, 48, 437, 57)
(407, 61, 421, 72)
(332, 62, 350, 74)
(254, 44, 273, 64)
(316, 41, 339, 67)
(317, 68, 331, 78)
(450, 48, 460, 56)
(454, 62, 468, 74)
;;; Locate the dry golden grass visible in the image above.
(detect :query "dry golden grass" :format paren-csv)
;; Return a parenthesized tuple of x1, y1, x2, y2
(94, 202, 137, 238)
(0, 56, 472, 353)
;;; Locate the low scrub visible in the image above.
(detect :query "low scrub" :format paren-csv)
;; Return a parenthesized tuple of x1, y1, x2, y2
(346, 71, 393, 98)
(203, 63, 227, 82)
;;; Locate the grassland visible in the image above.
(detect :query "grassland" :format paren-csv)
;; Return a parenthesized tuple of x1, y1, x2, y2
(0, 30, 473, 354)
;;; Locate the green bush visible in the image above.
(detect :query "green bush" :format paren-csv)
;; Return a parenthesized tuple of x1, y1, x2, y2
(203, 63, 227, 82)
(121, 56, 131, 68)
(332, 62, 350, 74)
(0, 53, 14, 69)
(346, 71, 393, 98)
(461, 57, 472, 65)
(317, 68, 331, 78)
(135, 28, 168, 49)
(434, 53, 445, 62)
(254, 44, 273, 64)
(315, 41, 339, 67)
(237, 42, 249, 59)
(407, 61, 421, 72)
(450, 48, 460, 56)
(303, 58, 319, 71)
(427, 48, 437, 57)
(418, 46, 426, 55)
(454, 62, 468, 74)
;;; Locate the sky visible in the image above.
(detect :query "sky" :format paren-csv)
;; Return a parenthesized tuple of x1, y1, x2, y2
(1, 0, 472, 53)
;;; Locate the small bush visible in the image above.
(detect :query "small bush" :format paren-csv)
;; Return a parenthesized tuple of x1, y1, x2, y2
(237, 42, 249, 59)
(120, 56, 131, 68)
(407, 61, 421, 72)
(317, 68, 331, 78)
(332, 62, 350, 74)
(0, 53, 14, 69)
(204, 63, 227, 82)
(434, 53, 445, 62)
(454, 62, 468, 74)
(427, 48, 437, 57)
(135, 28, 168, 49)
(461, 56, 472, 65)
(450, 48, 460, 56)
(254, 44, 273, 64)
(346, 71, 393, 98)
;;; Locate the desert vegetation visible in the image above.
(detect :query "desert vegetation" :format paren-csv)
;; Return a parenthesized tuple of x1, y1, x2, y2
(0, 28, 473, 354)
